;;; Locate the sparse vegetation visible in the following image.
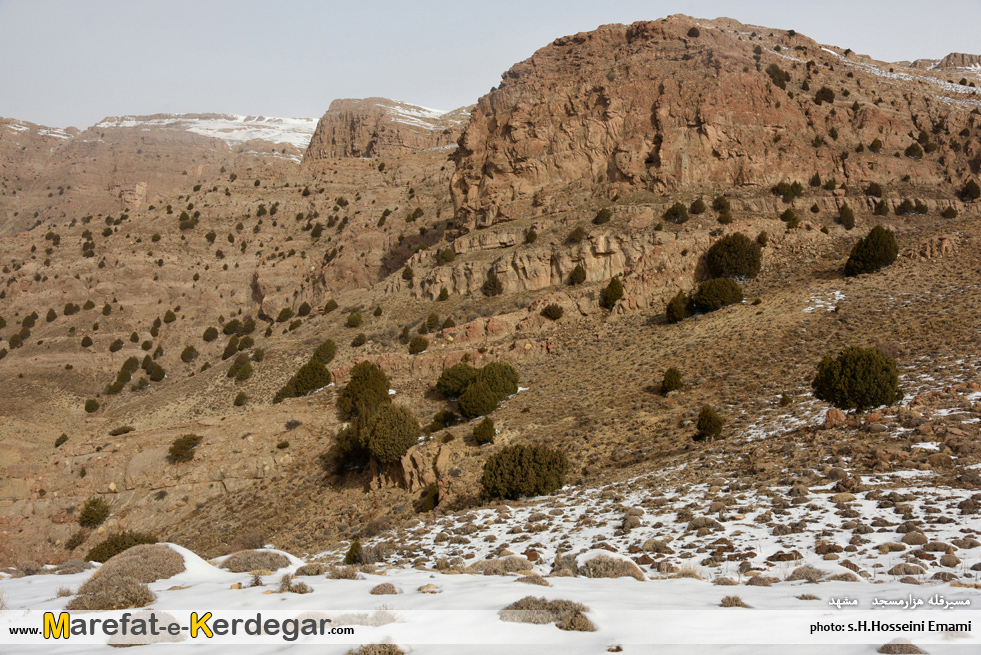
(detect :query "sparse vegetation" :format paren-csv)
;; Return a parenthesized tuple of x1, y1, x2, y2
(168, 434, 202, 464)
(78, 497, 111, 528)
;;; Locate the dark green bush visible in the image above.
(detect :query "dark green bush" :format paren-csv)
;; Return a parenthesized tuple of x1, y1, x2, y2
(324, 299, 339, 313)
(904, 142, 923, 159)
(442, 317, 456, 329)
(45, 308, 57, 322)
(408, 335, 429, 354)
(525, 229, 538, 244)
(438, 287, 449, 301)
(81, 336, 93, 348)
(83, 300, 95, 310)
(437, 363, 477, 398)
(109, 339, 123, 353)
(941, 206, 958, 219)
(227, 353, 250, 378)
(337, 361, 391, 419)
(705, 232, 761, 280)
(666, 290, 692, 324)
(84, 399, 100, 413)
(772, 181, 804, 203)
(812, 346, 902, 411)
(102, 303, 112, 316)
(569, 264, 586, 285)
(234, 392, 247, 406)
(474, 417, 495, 445)
(297, 301, 312, 317)
(420, 483, 439, 512)
(78, 497, 111, 528)
(541, 304, 564, 320)
(344, 539, 363, 565)
(600, 276, 623, 309)
(693, 278, 743, 313)
(313, 339, 336, 365)
(865, 182, 883, 197)
(402, 266, 414, 280)
(483, 272, 503, 297)
(663, 202, 689, 224)
(85, 531, 157, 563)
(869, 138, 883, 153)
(276, 308, 294, 323)
(662, 367, 683, 394)
(696, 406, 724, 440)
(593, 208, 612, 225)
(273, 359, 332, 403)
(373, 306, 383, 317)
(347, 310, 362, 328)
(481, 444, 568, 500)
(766, 63, 791, 89)
(690, 198, 707, 215)
(960, 179, 980, 201)
(351, 333, 367, 347)
(457, 380, 499, 419)
(873, 200, 889, 216)
(895, 199, 915, 215)
(838, 204, 855, 230)
(203, 326, 219, 342)
(809, 173, 822, 187)
(368, 405, 420, 463)
(180, 345, 198, 363)
(222, 336, 239, 360)
(55, 433, 68, 448)
(844, 225, 898, 277)
(168, 434, 202, 464)
(163, 310, 177, 323)
(814, 86, 835, 105)
(223, 319, 241, 335)
(712, 195, 731, 213)
(476, 361, 520, 401)
(567, 226, 588, 243)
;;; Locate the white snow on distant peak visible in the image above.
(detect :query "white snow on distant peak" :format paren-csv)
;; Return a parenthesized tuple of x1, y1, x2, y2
(95, 113, 319, 150)
(380, 101, 469, 131)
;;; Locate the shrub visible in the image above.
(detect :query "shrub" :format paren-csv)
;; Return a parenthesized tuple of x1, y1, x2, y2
(442, 317, 456, 329)
(812, 346, 902, 411)
(482, 272, 503, 297)
(696, 406, 724, 440)
(814, 86, 835, 105)
(693, 278, 743, 313)
(313, 339, 336, 365)
(234, 362, 253, 382)
(180, 345, 198, 363)
(869, 138, 883, 153)
(220, 550, 290, 573)
(913, 199, 928, 214)
(541, 304, 563, 320)
(568, 264, 586, 285)
(662, 367, 683, 394)
(844, 225, 898, 277)
(476, 361, 520, 400)
(83, 300, 95, 310)
(437, 287, 449, 301)
(408, 335, 428, 354)
(766, 63, 791, 89)
(297, 301, 312, 317)
(222, 336, 239, 360)
(276, 308, 294, 323)
(705, 232, 761, 279)
(163, 309, 177, 323)
(402, 266, 414, 280)
(838, 204, 855, 230)
(525, 229, 537, 244)
(234, 392, 248, 406)
(45, 308, 56, 323)
(437, 363, 477, 397)
(873, 200, 889, 216)
(600, 276, 623, 309)
(895, 199, 915, 215)
(203, 326, 219, 342)
(712, 195, 731, 213)
(426, 312, 440, 331)
(347, 310, 363, 328)
(84, 399, 100, 413)
(337, 361, 391, 419)
(865, 182, 883, 197)
(568, 226, 588, 243)
(905, 142, 923, 159)
(593, 208, 611, 225)
(373, 306, 383, 317)
(81, 336, 93, 348)
(666, 290, 692, 324)
(481, 444, 568, 500)
(474, 417, 495, 445)
(55, 433, 68, 448)
(273, 359, 332, 403)
(960, 179, 980, 201)
(663, 202, 689, 223)
(102, 303, 112, 315)
(343, 540, 363, 566)
(351, 333, 367, 347)
(83, 532, 158, 564)
(109, 339, 123, 353)
(324, 299, 339, 313)
(368, 405, 420, 463)
(941, 206, 958, 219)
(772, 181, 804, 203)
(168, 434, 202, 464)
(458, 380, 499, 418)
(227, 353, 250, 379)
(79, 497, 111, 528)
(687, 26, 700, 37)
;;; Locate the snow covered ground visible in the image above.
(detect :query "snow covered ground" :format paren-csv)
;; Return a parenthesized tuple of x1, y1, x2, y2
(94, 114, 319, 150)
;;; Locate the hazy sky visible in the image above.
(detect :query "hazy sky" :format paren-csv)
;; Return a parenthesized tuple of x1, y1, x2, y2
(1, 0, 978, 128)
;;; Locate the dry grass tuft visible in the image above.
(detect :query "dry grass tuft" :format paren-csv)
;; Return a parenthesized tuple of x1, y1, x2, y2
(220, 550, 289, 573)
(326, 565, 360, 580)
(745, 575, 776, 587)
(499, 596, 590, 628)
(786, 565, 825, 582)
(720, 595, 750, 608)
(66, 580, 154, 611)
(827, 572, 860, 582)
(796, 593, 821, 600)
(557, 610, 596, 632)
(295, 562, 327, 576)
(345, 645, 404, 655)
(80, 544, 185, 595)
(877, 640, 925, 654)
(712, 577, 738, 586)
(55, 587, 74, 598)
(578, 555, 645, 581)
(56, 559, 93, 575)
(515, 574, 550, 587)
(671, 563, 703, 580)
(370, 583, 399, 595)
(467, 556, 533, 576)
(278, 574, 312, 594)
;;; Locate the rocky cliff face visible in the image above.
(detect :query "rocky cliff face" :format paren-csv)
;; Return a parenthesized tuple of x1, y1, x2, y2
(304, 98, 470, 160)
(450, 15, 981, 230)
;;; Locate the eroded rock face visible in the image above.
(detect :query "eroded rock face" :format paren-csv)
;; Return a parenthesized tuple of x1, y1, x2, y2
(304, 98, 470, 160)
(450, 15, 981, 230)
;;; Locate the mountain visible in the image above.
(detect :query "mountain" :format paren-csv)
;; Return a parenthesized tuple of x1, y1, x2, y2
(0, 14, 979, 602)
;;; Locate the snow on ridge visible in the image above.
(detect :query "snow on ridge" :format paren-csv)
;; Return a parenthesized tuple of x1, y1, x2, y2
(378, 101, 469, 132)
(95, 113, 319, 150)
